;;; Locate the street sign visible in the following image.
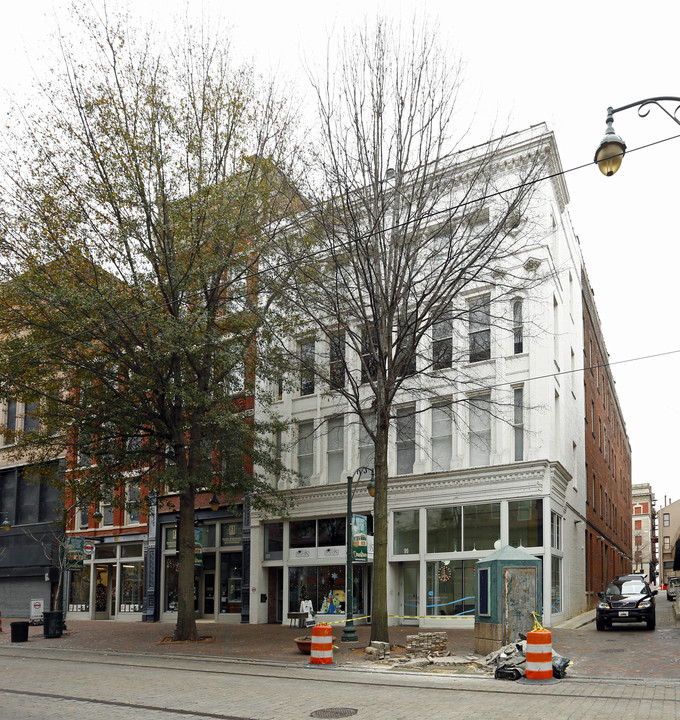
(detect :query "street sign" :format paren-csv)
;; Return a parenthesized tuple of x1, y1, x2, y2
(83, 541, 96, 555)
(352, 513, 368, 562)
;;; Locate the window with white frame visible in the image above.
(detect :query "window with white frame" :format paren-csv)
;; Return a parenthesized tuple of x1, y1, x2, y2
(359, 413, 375, 470)
(396, 407, 415, 475)
(297, 421, 315, 481)
(23, 401, 40, 433)
(469, 296, 491, 363)
(431, 402, 452, 471)
(126, 481, 141, 524)
(468, 393, 491, 466)
(513, 387, 524, 461)
(551, 511, 562, 550)
(512, 300, 523, 354)
(329, 332, 345, 390)
(1, 399, 17, 446)
(300, 340, 315, 396)
(361, 327, 379, 384)
(663, 513, 670, 527)
(432, 308, 452, 370)
(326, 416, 344, 484)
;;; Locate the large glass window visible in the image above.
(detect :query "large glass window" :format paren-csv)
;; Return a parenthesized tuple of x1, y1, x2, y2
(264, 522, 283, 560)
(288, 565, 346, 615)
(393, 510, 419, 555)
(290, 519, 316, 548)
(119, 562, 143, 612)
(396, 407, 415, 475)
(432, 308, 452, 370)
(327, 416, 344, 484)
(426, 560, 476, 616)
(220, 552, 242, 614)
(463, 503, 500, 551)
(431, 402, 452, 471)
(427, 507, 462, 553)
(318, 517, 345, 547)
(164, 557, 179, 612)
(68, 570, 91, 611)
(300, 340, 315, 396)
(509, 499, 543, 547)
(469, 394, 491, 466)
(220, 521, 242, 546)
(513, 387, 524, 461)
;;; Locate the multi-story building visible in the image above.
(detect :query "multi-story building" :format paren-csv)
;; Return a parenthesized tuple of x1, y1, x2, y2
(582, 269, 633, 603)
(248, 124, 601, 628)
(631, 483, 657, 583)
(658, 497, 680, 587)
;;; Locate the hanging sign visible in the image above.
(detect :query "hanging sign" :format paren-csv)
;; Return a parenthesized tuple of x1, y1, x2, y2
(65, 537, 85, 571)
(352, 513, 368, 563)
(194, 527, 203, 567)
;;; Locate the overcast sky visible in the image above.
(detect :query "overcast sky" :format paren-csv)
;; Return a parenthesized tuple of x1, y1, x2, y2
(2, 0, 679, 510)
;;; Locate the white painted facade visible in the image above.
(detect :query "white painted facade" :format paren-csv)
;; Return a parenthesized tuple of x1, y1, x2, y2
(250, 125, 589, 627)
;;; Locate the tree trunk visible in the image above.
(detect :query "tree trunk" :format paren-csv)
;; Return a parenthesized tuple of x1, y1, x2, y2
(174, 486, 198, 641)
(370, 408, 390, 644)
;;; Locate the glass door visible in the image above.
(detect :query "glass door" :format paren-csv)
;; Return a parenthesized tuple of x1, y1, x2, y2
(94, 564, 116, 619)
(402, 562, 419, 625)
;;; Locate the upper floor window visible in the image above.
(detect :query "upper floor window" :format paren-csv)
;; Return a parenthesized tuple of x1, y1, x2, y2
(300, 341, 315, 396)
(432, 308, 452, 370)
(513, 387, 524, 461)
(359, 413, 375, 471)
(431, 402, 452, 471)
(126, 482, 141, 524)
(361, 327, 378, 384)
(469, 296, 490, 363)
(1, 399, 17, 446)
(396, 312, 417, 377)
(663, 513, 670, 527)
(23, 402, 40, 434)
(512, 300, 523, 354)
(468, 393, 491, 466)
(329, 332, 345, 390)
(297, 421, 314, 481)
(326, 416, 344, 484)
(396, 407, 415, 475)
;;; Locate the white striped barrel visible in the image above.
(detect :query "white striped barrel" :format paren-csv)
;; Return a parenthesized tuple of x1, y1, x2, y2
(310, 625, 333, 665)
(525, 629, 553, 680)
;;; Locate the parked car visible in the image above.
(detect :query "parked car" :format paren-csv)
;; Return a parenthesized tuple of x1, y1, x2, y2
(667, 577, 680, 601)
(596, 576, 657, 631)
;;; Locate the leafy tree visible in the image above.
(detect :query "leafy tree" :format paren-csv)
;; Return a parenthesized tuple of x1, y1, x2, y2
(267, 18, 550, 643)
(0, 6, 299, 640)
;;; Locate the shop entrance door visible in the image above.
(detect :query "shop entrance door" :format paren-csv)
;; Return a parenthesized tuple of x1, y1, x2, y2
(402, 563, 419, 625)
(94, 564, 116, 619)
(203, 572, 216, 617)
(267, 567, 283, 623)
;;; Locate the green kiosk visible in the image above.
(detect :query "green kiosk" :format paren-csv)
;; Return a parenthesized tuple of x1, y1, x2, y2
(474, 545, 542, 655)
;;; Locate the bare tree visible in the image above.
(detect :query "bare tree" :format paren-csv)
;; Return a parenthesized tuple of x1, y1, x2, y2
(267, 18, 550, 643)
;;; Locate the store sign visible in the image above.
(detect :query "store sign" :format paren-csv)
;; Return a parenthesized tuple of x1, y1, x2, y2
(352, 514, 368, 563)
(194, 528, 203, 567)
(65, 537, 85, 571)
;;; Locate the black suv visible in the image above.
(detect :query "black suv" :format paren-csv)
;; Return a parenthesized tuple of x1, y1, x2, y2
(596, 575, 657, 631)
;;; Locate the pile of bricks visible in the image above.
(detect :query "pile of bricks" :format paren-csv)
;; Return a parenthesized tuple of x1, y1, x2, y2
(405, 632, 448, 655)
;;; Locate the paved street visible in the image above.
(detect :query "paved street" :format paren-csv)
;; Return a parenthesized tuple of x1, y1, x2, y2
(0, 598, 678, 718)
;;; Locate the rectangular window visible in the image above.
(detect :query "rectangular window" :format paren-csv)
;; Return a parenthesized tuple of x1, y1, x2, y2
(396, 407, 415, 475)
(264, 522, 283, 560)
(432, 308, 452, 370)
(393, 509, 419, 555)
(126, 482, 140, 524)
(427, 506, 462, 553)
(297, 421, 314, 481)
(508, 498, 543, 547)
(358, 413, 375, 471)
(288, 565, 346, 616)
(2, 399, 17, 445)
(300, 341, 315, 396)
(468, 393, 491, 466)
(318, 517, 345, 546)
(220, 552, 243, 614)
(512, 300, 523, 354)
(23, 402, 39, 433)
(469, 296, 490, 362)
(463, 503, 500, 551)
(426, 560, 475, 617)
(290, 519, 316, 548)
(664, 536, 670, 551)
(329, 332, 345, 390)
(551, 556, 562, 613)
(551, 511, 562, 550)
(513, 387, 524, 461)
(663, 513, 670, 527)
(361, 327, 378, 384)
(431, 402, 452, 471)
(396, 311, 417, 377)
(326, 416, 344, 484)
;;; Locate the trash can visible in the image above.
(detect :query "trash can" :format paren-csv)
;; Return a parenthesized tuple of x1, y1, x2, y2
(10, 621, 30, 643)
(43, 611, 64, 638)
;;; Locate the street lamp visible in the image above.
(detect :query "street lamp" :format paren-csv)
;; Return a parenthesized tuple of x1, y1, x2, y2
(1, 512, 10, 531)
(595, 97, 680, 176)
(341, 466, 375, 643)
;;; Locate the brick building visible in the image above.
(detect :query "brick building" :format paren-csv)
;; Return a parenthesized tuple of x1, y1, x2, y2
(631, 483, 657, 582)
(582, 268, 633, 604)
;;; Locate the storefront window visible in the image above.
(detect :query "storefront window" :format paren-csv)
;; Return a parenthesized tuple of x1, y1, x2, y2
(264, 522, 283, 560)
(427, 507, 461, 553)
(426, 560, 475, 616)
(463, 503, 500, 551)
(290, 519, 316, 548)
(318, 517, 345, 546)
(165, 526, 177, 550)
(120, 562, 144, 612)
(121, 542, 143, 558)
(200, 524, 216, 548)
(96, 545, 117, 559)
(509, 499, 543, 547)
(393, 510, 419, 555)
(68, 569, 91, 611)
(289, 565, 346, 615)
(220, 552, 242, 614)
(164, 557, 179, 612)
(551, 555, 562, 613)
(220, 521, 242, 546)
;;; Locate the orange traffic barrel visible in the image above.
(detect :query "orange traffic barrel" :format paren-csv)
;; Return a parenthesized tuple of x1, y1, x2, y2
(310, 624, 333, 665)
(525, 629, 553, 680)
